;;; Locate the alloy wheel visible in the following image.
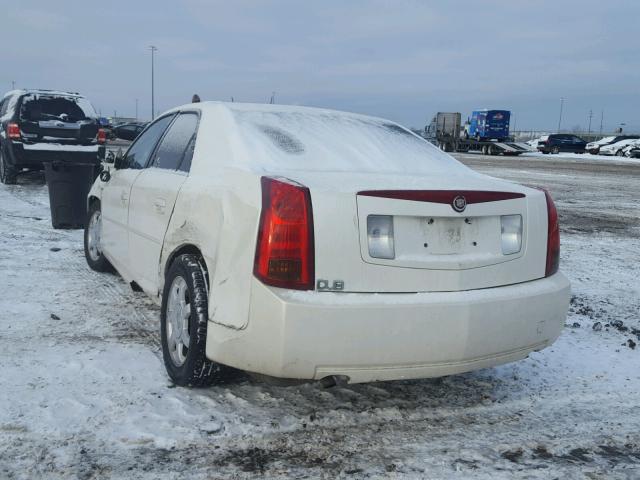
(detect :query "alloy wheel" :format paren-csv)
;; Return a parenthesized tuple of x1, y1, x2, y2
(166, 276, 191, 367)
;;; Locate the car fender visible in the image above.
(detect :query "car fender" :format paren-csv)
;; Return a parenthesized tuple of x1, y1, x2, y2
(86, 163, 110, 208)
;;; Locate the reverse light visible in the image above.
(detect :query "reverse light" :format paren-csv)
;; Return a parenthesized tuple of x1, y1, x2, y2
(500, 214, 522, 255)
(367, 215, 395, 259)
(254, 176, 314, 290)
(543, 189, 560, 277)
(97, 128, 107, 144)
(7, 123, 20, 140)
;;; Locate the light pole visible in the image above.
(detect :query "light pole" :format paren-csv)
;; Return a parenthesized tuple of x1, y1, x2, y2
(557, 97, 564, 133)
(135, 98, 139, 120)
(587, 109, 593, 135)
(149, 45, 158, 119)
(11, 80, 15, 89)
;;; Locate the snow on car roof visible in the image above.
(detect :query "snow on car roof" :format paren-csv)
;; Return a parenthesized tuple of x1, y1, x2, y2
(2, 89, 84, 100)
(192, 102, 471, 176)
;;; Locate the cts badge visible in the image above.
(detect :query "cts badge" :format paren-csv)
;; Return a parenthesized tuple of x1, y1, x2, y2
(452, 195, 467, 212)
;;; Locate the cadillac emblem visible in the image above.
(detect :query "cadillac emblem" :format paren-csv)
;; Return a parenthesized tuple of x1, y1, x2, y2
(452, 195, 467, 212)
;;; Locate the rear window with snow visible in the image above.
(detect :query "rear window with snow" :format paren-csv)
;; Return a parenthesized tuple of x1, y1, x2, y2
(19, 94, 97, 122)
(233, 110, 468, 175)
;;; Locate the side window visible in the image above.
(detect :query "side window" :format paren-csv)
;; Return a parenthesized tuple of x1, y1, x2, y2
(150, 113, 199, 171)
(122, 115, 174, 169)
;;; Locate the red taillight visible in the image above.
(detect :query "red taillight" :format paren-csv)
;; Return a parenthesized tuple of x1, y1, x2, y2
(97, 129, 107, 144)
(543, 189, 560, 276)
(254, 177, 314, 290)
(7, 123, 20, 140)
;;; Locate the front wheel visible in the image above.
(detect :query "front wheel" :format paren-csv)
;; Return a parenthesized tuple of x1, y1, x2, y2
(552, 146, 560, 154)
(615, 150, 625, 157)
(161, 254, 231, 387)
(84, 203, 112, 272)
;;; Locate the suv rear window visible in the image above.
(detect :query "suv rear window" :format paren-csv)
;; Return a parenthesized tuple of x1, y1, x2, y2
(19, 94, 97, 122)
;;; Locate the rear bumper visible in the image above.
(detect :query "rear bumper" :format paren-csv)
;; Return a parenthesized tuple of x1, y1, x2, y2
(7, 142, 103, 167)
(207, 273, 570, 383)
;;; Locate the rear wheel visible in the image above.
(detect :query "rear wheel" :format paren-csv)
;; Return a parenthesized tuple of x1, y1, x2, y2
(552, 146, 560, 154)
(161, 254, 231, 387)
(615, 150, 625, 157)
(0, 145, 17, 185)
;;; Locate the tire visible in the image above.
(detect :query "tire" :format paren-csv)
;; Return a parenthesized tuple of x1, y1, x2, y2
(161, 254, 230, 387)
(616, 150, 625, 157)
(0, 144, 17, 185)
(552, 146, 560, 154)
(84, 202, 112, 272)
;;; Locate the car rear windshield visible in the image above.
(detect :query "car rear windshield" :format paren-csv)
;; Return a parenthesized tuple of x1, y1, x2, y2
(19, 94, 97, 122)
(233, 109, 468, 175)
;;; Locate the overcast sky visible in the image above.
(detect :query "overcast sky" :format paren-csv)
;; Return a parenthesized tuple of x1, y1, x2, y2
(1, 0, 639, 132)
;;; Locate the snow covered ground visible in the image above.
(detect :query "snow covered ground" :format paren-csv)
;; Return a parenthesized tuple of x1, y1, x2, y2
(0, 154, 639, 479)
(521, 151, 640, 165)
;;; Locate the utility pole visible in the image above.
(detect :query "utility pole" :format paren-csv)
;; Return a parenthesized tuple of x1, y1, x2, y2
(269, 91, 276, 104)
(599, 110, 604, 135)
(149, 45, 158, 119)
(135, 98, 139, 120)
(11, 80, 15, 90)
(557, 97, 564, 132)
(587, 110, 593, 135)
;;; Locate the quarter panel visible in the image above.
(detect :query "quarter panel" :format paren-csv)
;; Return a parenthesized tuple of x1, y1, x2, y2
(160, 170, 261, 330)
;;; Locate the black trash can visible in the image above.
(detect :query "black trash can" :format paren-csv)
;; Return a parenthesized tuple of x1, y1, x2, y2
(44, 162, 100, 229)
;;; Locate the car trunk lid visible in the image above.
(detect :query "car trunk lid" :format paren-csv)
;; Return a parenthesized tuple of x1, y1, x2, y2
(284, 171, 548, 293)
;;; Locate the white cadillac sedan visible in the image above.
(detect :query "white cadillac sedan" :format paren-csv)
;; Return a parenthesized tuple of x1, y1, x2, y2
(85, 102, 570, 386)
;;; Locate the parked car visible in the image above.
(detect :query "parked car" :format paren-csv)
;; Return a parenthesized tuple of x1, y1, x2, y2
(599, 138, 639, 156)
(85, 102, 570, 387)
(0, 89, 105, 184)
(624, 142, 640, 158)
(526, 136, 547, 150)
(537, 134, 587, 154)
(112, 122, 147, 142)
(586, 135, 639, 154)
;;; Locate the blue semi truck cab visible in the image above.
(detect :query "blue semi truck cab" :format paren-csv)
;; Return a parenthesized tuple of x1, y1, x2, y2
(466, 110, 511, 141)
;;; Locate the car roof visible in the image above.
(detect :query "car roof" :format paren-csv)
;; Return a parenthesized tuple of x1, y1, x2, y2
(2, 89, 84, 100)
(162, 101, 394, 125)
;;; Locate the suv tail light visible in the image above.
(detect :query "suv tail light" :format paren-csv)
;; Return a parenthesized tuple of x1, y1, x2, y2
(7, 123, 20, 140)
(97, 128, 107, 144)
(543, 189, 560, 276)
(254, 176, 314, 290)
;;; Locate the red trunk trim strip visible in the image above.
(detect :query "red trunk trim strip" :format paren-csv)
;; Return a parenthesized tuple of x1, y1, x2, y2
(357, 190, 525, 204)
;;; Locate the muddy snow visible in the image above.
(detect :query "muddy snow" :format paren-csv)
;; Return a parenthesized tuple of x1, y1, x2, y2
(0, 153, 638, 479)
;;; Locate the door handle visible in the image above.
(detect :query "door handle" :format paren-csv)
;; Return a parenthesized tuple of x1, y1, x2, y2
(120, 192, 128, 204)
(153, 198, 167, 214)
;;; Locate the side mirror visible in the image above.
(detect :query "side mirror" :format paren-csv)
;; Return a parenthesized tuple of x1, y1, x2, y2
(99, 170, 111, 182)
(113, 149, 125, 169)
(105, 150, 115, 164)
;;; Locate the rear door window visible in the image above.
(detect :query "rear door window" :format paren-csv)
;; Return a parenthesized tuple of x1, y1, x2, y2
(122, 115, 174, 169)
(150, 112, 199, 171)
